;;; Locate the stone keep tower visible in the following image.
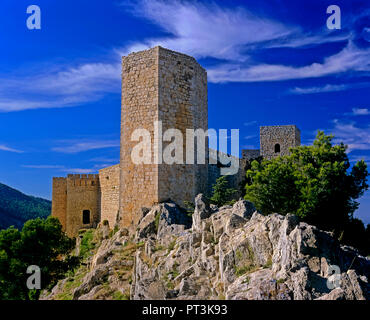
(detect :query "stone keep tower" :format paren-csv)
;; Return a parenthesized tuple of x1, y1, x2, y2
(52, 174, 100, 238)
(120, 46, 208, 228)
(260, 125, 301, 160)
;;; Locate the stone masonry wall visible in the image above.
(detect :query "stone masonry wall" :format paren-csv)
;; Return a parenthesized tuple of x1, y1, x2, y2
(65, 174, 100, 238)
(120, 47, 160, 228)
(157, 47, 208, 207)
(99, 164, 120, 229)
(260, 125, 301, 160)
(242, 149, 260, 160)
(120, 46, 208, 229)
(51, 177, 67, 232)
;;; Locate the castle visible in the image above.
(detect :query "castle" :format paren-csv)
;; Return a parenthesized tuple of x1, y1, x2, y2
(51, 47, 301, 237)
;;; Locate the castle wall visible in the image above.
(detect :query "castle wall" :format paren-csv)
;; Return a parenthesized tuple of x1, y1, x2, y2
(242, 149, 260, 161)
(99, 164, 120, 229)
(120, 47, 160, 228)
(260, 125, 301, 160)
(65, 174, 100, 238)
(120, 46, 208, 229)
(157, 47, 208, 207)
(51, 177, 67, 231)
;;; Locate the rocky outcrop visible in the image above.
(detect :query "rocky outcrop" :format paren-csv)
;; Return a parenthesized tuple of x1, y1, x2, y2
(43, 196, 370, 300)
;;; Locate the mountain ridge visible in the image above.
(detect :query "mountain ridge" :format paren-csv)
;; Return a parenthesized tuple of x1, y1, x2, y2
(0, 182, 51, 230)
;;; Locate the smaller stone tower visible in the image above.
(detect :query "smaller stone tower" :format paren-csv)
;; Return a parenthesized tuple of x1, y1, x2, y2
(260, 125, 301, 160)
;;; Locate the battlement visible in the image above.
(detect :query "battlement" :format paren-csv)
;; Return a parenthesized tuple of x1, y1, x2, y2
(53, 177, 66, 181)
(67, 174, 99, 179)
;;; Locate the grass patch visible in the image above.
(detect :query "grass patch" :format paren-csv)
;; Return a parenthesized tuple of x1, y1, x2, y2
(166, 262, 180, 280)
(235, 264, 258, 277)
(234, 243, 258, 277)
(79, 229, 95, 259)
(112, 290, 130, 300)
(166, 281, 175, 289)
(54, 266, 88, 300)
(136, 241, 145, 248)
(263, 256, 272, 269)
(153, 244, 164, 252)
(167, 240, 176, 253)
(154, 211, 161, 232)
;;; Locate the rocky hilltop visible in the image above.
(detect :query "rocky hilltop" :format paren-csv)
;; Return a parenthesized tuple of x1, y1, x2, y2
(42, 195, 369, 300)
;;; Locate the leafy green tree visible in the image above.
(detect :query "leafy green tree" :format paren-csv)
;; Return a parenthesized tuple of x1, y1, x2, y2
(0, 217, 76, 300)
(210, 176, 238, 207)
(245, 131, 369, 250)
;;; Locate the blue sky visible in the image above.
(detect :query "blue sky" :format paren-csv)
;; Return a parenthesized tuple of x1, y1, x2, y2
(1, 0, 370, 224)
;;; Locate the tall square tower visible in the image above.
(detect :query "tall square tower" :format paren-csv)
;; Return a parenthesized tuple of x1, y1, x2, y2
(120, 47, 208, 228)
(260, 125, 301, 160)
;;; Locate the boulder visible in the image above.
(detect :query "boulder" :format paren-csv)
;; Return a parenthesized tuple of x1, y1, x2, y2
(232, 200, 256, 219)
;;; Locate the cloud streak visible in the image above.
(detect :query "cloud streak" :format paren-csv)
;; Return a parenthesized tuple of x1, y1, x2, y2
(330, 120, 370, 153)
(352, 108, 370, 116)
(207, 42, 370, 83)
(22, 163, 109, 174)
(0, 62, 121, 112)
(51, 139, 120, 154)
(289, 82, 370, 95)
(0, 144, 23, 153)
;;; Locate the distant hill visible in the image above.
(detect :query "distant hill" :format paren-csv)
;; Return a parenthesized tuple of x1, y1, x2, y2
(0, 183, 51, 230)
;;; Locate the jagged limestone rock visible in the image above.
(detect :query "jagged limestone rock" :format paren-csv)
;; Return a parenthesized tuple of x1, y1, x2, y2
(43, 197, 370, 300)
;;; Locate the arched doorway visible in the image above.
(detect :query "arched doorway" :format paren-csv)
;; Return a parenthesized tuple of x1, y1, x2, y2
(274, 143, 281, 153)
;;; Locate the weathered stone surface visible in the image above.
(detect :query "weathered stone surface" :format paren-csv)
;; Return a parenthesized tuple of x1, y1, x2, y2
(45, 197, 370, 300)
(135, 209, 157, 240)
(315, 288, 345, 300)
(231, 200, 256, 219)
(192, 194, 212, 232)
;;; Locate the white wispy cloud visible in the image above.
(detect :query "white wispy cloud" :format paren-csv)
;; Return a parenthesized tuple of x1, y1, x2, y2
(60, 168, 98, 174)
(330, 120, 370, 153)
(349, 155, 370, 163)
(352, 108, 370, 116)
(243, 121, 257, 127)
(289, 82, 370, 95)
(207, 42, 370, 83)
(22, 165, 64, 169)
(88, 157, 119, 163)
(51, 139, 120, 154)
(22, 163, 107, 174)
(0, 62, 121, 112)
(244, 135, 256, 140)
(0, 0, 365, 113)
(0, 144, 23, 153)
(120, 0, 294, 61)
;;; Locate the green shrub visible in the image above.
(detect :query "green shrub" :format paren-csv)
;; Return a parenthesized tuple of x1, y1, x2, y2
(0, 217, 76, 300)
(184, 201, 195, 216)
(210, 176, 237, 207)
(245, 131, 369, 254)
